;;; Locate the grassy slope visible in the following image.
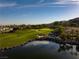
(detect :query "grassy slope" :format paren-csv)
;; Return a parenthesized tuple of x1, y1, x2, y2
(0, 28, 52, 48)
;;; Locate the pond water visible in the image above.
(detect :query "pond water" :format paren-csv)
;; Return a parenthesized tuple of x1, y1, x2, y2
(0, 41, 79, 59)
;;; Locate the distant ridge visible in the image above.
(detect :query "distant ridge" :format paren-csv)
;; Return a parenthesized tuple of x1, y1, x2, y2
(69, 17, 79, 23)
(50, 17, 79, 27)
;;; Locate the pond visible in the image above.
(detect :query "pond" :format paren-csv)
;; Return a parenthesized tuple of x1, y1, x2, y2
(0, 40, 79, 59)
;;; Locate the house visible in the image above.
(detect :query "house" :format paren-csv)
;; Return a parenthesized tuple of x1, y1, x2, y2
(0, 27, 13, 33)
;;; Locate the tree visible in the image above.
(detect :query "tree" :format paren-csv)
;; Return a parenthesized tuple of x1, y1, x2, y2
(53, 26, 64, 36)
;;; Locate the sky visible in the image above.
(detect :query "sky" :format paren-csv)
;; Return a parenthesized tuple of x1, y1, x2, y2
(0, 0, 79, 25)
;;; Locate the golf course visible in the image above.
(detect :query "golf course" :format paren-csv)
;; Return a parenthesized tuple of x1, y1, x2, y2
(0, 28, 52, 48)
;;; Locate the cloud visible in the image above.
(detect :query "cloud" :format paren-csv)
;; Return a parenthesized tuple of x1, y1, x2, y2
(54, 0, 79, 5)
(18, 4, 67, 8)
(69, 0, 79, 1)
(69, 0, 79, 5)
(0, 3, 17, 8)
(38, 0, 79, 7)
(39, 0, 45, 3)
(0, 0, 79, 8)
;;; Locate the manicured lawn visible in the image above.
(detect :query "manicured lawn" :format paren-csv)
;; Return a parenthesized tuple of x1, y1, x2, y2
(0, 28, 52, 48)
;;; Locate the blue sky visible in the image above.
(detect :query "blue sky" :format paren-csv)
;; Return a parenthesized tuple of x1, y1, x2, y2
(0, 0, 79, 25)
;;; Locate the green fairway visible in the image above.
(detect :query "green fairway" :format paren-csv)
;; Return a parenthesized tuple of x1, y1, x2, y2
(0, 28, 52, 48)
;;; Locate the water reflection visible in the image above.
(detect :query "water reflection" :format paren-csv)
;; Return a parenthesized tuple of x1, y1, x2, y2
(58, 44, 79, 56)
(0, 41, 79, 59)
(76, 45, 79, 52)
(58, 44, 72, 52)
(0, 49, 8, 59)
